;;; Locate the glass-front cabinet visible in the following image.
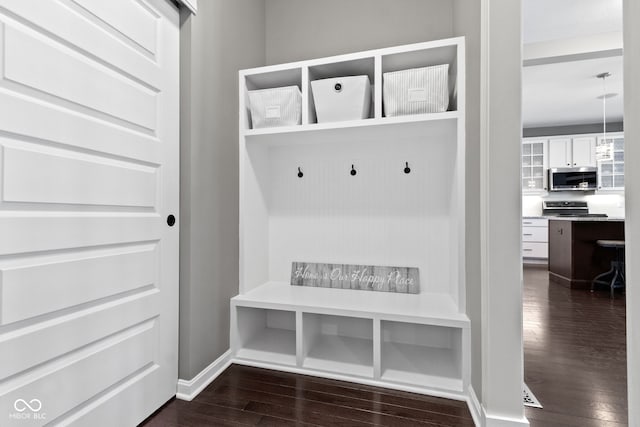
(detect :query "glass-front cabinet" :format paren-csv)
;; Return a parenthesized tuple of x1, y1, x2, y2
(597, 134, 624, 190)
(522, 139, 547, 191)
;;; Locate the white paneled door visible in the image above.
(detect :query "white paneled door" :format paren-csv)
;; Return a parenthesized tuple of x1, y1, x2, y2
(0, 0, 179, 426)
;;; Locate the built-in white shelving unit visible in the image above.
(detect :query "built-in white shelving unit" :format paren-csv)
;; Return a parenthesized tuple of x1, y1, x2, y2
(232, 37, 469, 401)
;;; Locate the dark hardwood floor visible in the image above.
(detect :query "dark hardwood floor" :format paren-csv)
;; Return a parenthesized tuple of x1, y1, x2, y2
(523, 266, 627, 427)
(142, 266, 628, 426)
(142, 364, 475, 426)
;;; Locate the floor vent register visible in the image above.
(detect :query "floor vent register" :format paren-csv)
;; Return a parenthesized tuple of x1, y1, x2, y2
(523, 383, 543, 408)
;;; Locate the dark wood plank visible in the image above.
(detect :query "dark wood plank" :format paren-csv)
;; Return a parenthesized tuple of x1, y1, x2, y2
(145, 399, 258, 426)
(242, 401, 372, 427)
(225, 364, 472, 418)
(255, 416, 316, 427)
(201, 382, 446, 426)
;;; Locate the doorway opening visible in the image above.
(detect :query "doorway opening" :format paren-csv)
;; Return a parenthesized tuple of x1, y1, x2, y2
(521, 0, 627, 425)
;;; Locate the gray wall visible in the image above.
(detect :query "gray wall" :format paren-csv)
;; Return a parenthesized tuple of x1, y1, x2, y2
(179, 0, 265, 380)
(453, 0, 483, 401)
(523, 121, 623, 137)
(265, 0, 453, 64)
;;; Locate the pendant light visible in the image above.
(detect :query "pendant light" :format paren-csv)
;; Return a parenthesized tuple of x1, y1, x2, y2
(596, 72, 614, 162)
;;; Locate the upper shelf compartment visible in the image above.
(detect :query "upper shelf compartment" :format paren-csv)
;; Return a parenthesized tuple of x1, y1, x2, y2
(381, 43, 458, 116)
(242, 68, 303, 131)
(308, 57, 375, 125)
(239, 37, 463, 135)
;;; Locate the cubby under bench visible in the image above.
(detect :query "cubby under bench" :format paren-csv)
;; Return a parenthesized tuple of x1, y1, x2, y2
(231, 282, 470, 400)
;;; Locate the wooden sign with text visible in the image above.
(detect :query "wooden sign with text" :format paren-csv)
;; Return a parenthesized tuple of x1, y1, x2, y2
(290, 262, 420, 294)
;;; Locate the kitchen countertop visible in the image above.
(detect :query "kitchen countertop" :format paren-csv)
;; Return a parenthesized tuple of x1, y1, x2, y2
(524, 216, 624, 222)
(546, 217, 624, 222)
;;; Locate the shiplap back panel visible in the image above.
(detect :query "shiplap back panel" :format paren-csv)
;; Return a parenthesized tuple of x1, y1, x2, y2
(264, 136, 457, 295)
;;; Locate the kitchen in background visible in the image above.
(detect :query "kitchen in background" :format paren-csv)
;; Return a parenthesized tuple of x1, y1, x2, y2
(520, 3, 624, 269)
(521, 129, 625, 269)
(522, 129, 624, 219)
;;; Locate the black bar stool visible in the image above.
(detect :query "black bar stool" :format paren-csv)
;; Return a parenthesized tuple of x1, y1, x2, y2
(591, 240, 625, 298)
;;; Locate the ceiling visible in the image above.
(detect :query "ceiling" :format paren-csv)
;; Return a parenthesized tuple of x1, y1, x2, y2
(522, 0, 623, 128)
(523, 0, 622, 44)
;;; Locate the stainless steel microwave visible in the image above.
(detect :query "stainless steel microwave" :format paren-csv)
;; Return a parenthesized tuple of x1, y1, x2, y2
(548, 167, 598, 191)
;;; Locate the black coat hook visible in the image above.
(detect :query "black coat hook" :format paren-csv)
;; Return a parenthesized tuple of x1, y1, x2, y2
(404, 162, 411, 174)
(297, 167, 303, 178)
(350, 164, 357, 176)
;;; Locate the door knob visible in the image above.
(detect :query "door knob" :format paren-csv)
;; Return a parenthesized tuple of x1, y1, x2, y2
(167, 215, 176, 226)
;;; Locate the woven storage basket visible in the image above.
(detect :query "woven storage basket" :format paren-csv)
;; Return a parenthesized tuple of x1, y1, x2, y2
(383, 64, 449, 116)
(248, 85, 301, 129)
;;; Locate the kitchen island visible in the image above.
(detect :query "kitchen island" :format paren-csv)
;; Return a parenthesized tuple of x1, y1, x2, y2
(548, 217, 625, 289)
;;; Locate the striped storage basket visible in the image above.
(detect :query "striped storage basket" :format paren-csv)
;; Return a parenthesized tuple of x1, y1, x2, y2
(383, 64, 449, 116)
(248, 85, 302, 129)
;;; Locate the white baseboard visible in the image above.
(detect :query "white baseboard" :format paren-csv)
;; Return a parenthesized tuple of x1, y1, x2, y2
(467, 385, 529, 427)
(176, 349, 232, 401)
(467, 385, 484, 427)
(483, 413, 530, 427)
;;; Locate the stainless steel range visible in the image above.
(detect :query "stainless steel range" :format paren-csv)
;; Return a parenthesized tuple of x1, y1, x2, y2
(542, 201, 608, 217)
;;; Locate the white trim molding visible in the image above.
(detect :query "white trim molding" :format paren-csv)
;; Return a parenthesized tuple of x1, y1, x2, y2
(176, 350, 232, 401)
(177, 0, 197, 14)
(479, 0, 529, 425)
(468, 385, 530, 427)
(483, 413, 530, 427)
(467, 385, 484, 427)
(624, 1, 640, 425)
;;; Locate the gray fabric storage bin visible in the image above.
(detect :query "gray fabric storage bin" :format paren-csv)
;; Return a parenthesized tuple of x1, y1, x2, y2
(383, 64, 449, 116)
(248, 85, 302, 129)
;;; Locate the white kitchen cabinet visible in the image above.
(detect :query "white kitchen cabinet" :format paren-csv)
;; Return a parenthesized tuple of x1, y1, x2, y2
(597, 133, 624, 190)
(548, 138, 570, 168)
(549, 137, 596, 168)
(232, 37, 470, 401)
(522, 218, 548, 262)
(572, 137, 596, 166)
(522, 139, 547, 191)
